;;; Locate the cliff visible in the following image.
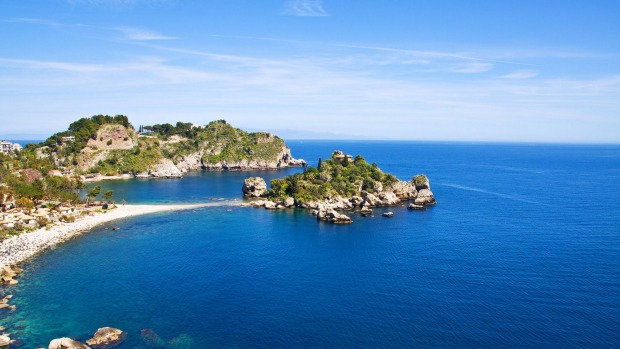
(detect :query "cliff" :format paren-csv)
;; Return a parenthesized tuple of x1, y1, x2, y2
(39, 116, 305, 178)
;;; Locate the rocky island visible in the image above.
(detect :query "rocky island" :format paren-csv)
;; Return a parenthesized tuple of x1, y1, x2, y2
(244, 151, 436, 223)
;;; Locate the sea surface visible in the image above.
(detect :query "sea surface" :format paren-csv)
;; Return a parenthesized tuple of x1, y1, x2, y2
(2, 141, 620, 348)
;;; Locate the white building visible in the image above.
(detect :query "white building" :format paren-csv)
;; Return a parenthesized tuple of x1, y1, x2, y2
(0, 141, 21, 154)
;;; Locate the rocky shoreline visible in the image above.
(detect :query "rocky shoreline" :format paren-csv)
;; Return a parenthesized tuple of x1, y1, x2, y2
(0, 203, 221, 266)
(82, 150, 307, 182)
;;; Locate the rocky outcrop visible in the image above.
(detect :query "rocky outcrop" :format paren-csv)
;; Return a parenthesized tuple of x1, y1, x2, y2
(22, 168, 42, 184)
(408, 203, 426, 210)
(0, 264, 21, 286)
(414, 189, 436, 205)
(85, 327, 126, 348)
(312, 206, 353, 224)
(86, 124, 135, 151)
(49, 338, 91, 349)
(0, 334, 11, 347)
(136, 159, 182, 178)
(242, 177, 267, 197)
(390, 180, 418, 199)
(174, 152, 204, 173)
(202, 149, 306, 170)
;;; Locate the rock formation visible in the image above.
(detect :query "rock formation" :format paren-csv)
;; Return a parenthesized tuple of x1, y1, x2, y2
(48, 338, 91, 349)
(135, 159, 183, 178)
(85, 327, 126, 349)
(242, 177, 267, 197)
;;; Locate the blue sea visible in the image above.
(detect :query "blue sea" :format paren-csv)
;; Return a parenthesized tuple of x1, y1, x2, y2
(2, 141, 620, 348)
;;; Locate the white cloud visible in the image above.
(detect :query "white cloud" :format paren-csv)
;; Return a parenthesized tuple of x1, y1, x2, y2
(117, 27, 177, 41)
(499, 69, 539, 79)
(284, 0, 329, 17)
(452, 62, 494, 74)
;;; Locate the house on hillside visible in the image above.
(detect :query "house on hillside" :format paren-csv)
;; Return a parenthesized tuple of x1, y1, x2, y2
(0, 141, 21, 154)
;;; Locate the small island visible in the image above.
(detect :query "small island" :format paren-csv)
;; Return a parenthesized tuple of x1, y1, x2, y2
(244, 151, 436, 223)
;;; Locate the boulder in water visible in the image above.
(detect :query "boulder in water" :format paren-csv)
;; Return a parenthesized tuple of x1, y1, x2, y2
(48, 338, 91, 349)
(85, 327, 127, 348)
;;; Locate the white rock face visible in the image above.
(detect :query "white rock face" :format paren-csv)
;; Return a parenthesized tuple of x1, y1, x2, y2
(390, 181, 418, 199)
(85, 327, 127, 348)
(175, 152, 204, 173)
(136, 159, 182, 178)
(242, 177, 267, 197)
(414, 189, 436, 205)
(49, 338, 91, 349)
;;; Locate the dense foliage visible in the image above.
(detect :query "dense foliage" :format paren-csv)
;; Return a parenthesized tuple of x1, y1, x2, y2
(142, 121, 195, 138)
(161, 120, 287, 164)
(265, 151, 399, 203)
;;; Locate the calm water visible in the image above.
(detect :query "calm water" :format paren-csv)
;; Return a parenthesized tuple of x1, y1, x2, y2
(2, 141, 620, 348)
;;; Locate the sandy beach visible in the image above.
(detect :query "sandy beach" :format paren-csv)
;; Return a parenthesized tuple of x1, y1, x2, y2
(0, 202, 231, 265)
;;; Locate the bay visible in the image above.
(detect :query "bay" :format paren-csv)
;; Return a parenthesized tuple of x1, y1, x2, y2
(3, 141, 620, 348)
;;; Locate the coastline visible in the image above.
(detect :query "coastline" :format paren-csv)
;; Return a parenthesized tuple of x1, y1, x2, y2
(0, 202, 229, 266)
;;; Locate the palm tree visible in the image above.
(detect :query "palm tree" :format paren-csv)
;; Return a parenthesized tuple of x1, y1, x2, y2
(0, 185, 14, 212)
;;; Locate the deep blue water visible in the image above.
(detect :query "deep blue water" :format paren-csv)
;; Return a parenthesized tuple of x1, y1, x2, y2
(2, 141, 620, 348)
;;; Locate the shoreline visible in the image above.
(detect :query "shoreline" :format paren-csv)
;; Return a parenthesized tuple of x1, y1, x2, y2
(0, 202, 236, 266)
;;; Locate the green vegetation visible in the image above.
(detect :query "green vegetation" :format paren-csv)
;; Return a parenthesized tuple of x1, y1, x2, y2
(154, 120, 287, 165)
(412, 174, 429, 188)
(265, 151, 399, 203)
(89, 145, 162, 175)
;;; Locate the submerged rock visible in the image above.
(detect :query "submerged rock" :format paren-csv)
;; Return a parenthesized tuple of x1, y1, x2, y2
(85, 327, 126, 348)
(166, 334, 194, 349)
(48, 338, 91, 349)
(382, 212, 394, 217)
(140, 329, 165, 348)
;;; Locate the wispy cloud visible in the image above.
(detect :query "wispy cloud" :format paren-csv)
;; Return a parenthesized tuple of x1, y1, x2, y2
(117, 27, 177, 41)
(284, 0, 329, 17)
(64, 0, 170, 7)
(452, 62, 494, 74)
(499, 69, 539, 79)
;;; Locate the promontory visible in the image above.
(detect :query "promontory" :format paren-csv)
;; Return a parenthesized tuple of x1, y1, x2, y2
(37, 115, 305, 179)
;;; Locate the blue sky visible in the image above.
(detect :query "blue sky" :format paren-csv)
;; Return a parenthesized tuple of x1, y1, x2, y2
(1, 0, 619, 142)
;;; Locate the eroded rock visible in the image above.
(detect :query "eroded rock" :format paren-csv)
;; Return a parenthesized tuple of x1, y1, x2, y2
(242, 177, 267, 197)
(48, 338, 91, 349)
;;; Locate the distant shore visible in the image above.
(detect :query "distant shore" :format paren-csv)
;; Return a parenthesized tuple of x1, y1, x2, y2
(0, 203, 232, 265)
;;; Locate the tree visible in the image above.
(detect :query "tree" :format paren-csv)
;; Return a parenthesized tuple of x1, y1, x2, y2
(102, 190, 114, 203)
(0, 186, 14, 211)
(86, 185, 102, 206)
(16, 197, 34, 213)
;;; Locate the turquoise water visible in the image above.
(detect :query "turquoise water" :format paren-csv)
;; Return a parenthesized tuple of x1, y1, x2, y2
(2, 142, 620, 348)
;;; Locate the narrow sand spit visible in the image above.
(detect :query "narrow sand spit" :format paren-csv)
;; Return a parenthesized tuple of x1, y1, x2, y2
(0, 202, 237, 265)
